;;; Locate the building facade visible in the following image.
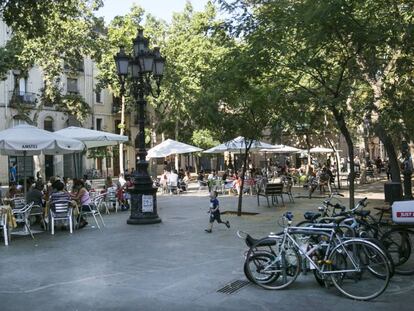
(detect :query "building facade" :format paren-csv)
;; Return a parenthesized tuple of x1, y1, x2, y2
(0, 20, 137, 184)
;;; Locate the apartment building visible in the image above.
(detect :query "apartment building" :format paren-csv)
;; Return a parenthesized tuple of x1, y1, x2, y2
(0, 20, 136, 184)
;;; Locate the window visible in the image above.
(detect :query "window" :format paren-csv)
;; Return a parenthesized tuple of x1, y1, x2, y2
(44, 116, 54, 132)
(112, 95, 121, 113)
(114, 120, 121, 135)
(95, 90, 102, 103)
(96, 118, 102, 131)
(18, 77, 27, 94)
(67, 78, 78, 94)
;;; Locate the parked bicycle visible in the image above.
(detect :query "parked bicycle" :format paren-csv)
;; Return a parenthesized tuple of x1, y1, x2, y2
(297, 195, 414, 275)
(241, 213, 392, 301)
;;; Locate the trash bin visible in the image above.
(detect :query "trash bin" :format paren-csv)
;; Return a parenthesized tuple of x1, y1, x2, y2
(384, 182, 403, 204)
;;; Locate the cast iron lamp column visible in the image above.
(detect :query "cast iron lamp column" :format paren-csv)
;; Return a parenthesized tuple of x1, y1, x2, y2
(114, 29, 165, 225)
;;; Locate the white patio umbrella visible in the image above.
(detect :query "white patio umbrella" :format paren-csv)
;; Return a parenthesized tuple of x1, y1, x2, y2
(309, 147, 337, 153)
(146, 139, 202, 158)
(55, 126, 128, 148)
(0, 124, 85, 193)
(260, 145, 302, 153)
(203, 136, 276, 153)
(0, 124, 85, 156)
(55, 126, 129, 178)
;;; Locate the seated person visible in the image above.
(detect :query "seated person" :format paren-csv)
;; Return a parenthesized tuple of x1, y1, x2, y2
(180, 171, 191, 192)
(118, 173, 126, 188)
(197, 171, 207, 187)
(26, 181, 45, 225)
(318, 167, 331, 193)
(104, 176, 117, 191)
(70, 179, 90, 228)
(26, 181, 44, 206)
(50, 180, 71, 204)
(6, 182, 19, 199)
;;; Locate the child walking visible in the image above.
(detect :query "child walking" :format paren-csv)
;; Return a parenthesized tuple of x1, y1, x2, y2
(205, 191, 230, 233)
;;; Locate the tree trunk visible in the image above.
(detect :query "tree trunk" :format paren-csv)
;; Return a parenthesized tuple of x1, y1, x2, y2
(332, 109, 355, 208)
(119, 94, 126, 174)
(373, 122, 401, 183)
(237, 146, 250, 216)
(305, 133, 311, 174)
(174, 118, 179, 141)
(327, 139, 341, 189)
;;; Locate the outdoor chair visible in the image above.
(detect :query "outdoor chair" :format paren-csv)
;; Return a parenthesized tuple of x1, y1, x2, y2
(29, 204, 47, 230)
(77, 195, 105, 229)
(12, 202, 35, 239)
(0, 210, 9, 246)
(168, 181, 179, 195)
(209, 179, 223, 193)
(11, 197, 26, 210)
(198, 180, 208, 191)
(91, 191, 109, 214)
(244, 178, 256, 195)
(105, 187, 119, 212)
(49, 200, 73, 235)
(257, 182, 285, 207)
(282, 180, 295, 203)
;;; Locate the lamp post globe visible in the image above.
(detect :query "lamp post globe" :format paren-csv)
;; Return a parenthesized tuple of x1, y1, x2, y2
(114, 28, 165, 225)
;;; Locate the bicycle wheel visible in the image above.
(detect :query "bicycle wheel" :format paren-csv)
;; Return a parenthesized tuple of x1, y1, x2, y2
(244, 251, 280, 284)
(328, 239, 391, 301)
(381, 228, 414, 275)
(364, 238, 395, 278)
(245, 238, 301, 290)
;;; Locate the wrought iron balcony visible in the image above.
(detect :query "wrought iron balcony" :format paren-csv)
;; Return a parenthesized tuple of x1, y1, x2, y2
(9, 91, 37, 107)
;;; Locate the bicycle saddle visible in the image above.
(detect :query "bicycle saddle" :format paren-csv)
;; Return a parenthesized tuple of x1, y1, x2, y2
(303, 211, 322, 221)
(245, 234, 277, 248)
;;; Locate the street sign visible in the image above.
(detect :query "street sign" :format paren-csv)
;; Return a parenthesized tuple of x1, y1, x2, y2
(142, 195, 154, 213)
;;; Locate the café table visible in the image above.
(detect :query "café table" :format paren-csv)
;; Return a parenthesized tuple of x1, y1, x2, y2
(0, 204, 17, 229)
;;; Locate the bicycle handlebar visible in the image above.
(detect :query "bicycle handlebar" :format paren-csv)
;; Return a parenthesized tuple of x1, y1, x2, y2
(236, 230, 248, 239)
(350, 197, 368, 212)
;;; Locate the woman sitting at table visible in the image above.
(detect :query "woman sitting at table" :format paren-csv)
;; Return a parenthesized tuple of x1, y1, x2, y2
(70, 179, 90, 228)
(6, 182, 19, 199)
(104, 176, 116, 190)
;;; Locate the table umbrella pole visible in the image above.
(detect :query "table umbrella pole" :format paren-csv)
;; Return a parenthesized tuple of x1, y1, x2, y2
(23, 150, 27, 196)
(73, 153, 77, 179)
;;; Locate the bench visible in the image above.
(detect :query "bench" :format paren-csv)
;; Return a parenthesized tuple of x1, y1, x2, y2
(257, 182, 284, 207)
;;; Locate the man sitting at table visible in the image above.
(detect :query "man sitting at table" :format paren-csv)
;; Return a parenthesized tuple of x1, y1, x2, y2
(26, 181, 44, 207)
(26, 181, 45, 225)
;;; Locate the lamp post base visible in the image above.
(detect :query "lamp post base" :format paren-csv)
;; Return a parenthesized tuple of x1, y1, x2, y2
(127, 215, 162, 225)
(127, 177, 162, 225)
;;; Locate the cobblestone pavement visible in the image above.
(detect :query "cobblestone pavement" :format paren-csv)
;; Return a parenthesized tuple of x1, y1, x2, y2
(0, 180, 413, 311)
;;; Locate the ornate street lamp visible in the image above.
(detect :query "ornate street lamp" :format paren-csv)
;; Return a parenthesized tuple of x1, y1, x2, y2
(114, 28, 165, 225)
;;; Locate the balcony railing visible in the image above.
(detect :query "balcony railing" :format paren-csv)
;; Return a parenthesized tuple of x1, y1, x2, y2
(9, 91, 37, 107)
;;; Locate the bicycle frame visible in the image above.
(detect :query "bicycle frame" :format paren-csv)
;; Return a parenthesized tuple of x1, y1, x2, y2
(272, 226, 362, 275)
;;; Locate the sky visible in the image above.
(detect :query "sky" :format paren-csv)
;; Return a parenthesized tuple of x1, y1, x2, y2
(96, 0, 212, 24)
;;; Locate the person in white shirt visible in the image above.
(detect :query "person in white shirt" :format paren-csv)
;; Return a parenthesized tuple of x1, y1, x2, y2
(167, 169, 179, 194)
(118, 173, 126, 188)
